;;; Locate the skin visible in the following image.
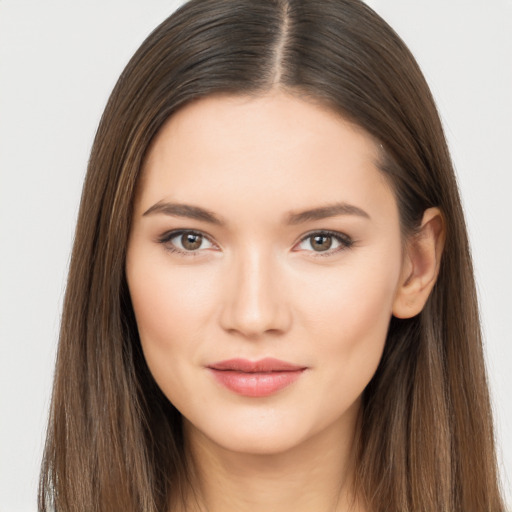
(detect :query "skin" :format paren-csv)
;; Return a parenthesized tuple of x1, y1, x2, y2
(126, 91, 444, 512)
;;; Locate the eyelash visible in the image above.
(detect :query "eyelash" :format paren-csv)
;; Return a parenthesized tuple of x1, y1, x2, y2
(157, 229, 353, 257)
(157, 230, 216, 257)
(296, 230, 354, 257)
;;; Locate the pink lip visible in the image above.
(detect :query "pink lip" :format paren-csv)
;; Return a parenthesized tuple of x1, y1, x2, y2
(207, 358, 307, 397)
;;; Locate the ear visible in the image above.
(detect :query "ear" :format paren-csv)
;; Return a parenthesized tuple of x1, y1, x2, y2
(392, 207, 446, 319)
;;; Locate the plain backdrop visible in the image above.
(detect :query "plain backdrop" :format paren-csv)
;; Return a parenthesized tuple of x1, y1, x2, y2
(0, 1, 511, 510)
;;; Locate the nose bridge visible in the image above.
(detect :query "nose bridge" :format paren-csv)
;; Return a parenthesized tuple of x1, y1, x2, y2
(220, 244, 290, 337)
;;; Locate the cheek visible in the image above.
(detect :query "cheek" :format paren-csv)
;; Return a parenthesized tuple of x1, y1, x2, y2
(126, 251, 221, 392)
(297, 250, 402, 394)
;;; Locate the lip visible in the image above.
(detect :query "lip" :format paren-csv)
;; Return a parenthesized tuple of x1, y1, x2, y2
(207, 358, 307, 397)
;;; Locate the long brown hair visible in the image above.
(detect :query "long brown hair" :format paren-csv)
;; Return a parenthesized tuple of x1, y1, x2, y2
(39, 1, 505, 510)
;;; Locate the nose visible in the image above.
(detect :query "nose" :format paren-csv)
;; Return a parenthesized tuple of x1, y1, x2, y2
(219, 247, 292, 338)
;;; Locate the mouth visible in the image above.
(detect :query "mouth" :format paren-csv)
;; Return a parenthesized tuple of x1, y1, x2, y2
(207, 358, 307, 397)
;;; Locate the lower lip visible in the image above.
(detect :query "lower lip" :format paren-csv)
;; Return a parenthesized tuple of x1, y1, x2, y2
(209, 369, 305, 397)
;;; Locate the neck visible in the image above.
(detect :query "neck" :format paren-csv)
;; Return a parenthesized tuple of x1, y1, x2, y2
(175, 403, 364, 512)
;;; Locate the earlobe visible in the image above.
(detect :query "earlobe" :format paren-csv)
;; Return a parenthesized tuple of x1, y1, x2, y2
(392, 207, 445, 319)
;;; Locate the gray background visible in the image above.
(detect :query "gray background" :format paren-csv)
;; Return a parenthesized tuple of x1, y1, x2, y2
(1, 1, 511, 510)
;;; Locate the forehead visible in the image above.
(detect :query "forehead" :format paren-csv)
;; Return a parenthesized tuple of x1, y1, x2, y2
(137, 91, 396, 223)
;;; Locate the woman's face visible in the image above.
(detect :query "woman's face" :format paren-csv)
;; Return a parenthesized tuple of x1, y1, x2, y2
(126, 92, 406, 454)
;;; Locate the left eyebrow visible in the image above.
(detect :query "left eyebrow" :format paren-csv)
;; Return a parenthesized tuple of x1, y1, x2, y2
(285, 202, 371, 224)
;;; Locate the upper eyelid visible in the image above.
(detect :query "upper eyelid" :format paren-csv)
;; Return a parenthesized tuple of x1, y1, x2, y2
(159, 229, 215, 242)
(297, 229, 351, 242)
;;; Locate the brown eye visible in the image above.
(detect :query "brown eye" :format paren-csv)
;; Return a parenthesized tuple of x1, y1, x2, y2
(181, 233, 203, 251)
(160, 230, 215, 254)
(310, 235, 332, 252)
(296, 231, 353, 255)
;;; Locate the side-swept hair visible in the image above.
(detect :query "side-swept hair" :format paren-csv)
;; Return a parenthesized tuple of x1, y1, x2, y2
(39, 1, 504, 510)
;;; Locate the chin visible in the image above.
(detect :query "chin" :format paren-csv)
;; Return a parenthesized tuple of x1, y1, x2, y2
(201, 428, 312, 457)
(183, 403, 350, 458)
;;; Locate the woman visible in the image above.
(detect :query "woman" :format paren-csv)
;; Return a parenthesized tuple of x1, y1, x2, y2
(39, 0, 505, 510)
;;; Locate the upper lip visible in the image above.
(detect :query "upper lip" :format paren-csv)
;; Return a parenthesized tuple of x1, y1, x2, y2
(207, 358, 306, 373)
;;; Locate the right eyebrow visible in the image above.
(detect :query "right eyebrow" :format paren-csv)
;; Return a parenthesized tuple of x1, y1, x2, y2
(142, 201, 225, 226)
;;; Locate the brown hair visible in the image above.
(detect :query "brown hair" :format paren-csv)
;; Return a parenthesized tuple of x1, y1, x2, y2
(39, 0, 505, 510)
